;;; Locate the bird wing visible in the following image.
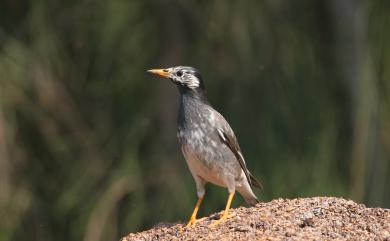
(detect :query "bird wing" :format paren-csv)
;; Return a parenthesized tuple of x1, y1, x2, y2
(217, 126, 263, 189)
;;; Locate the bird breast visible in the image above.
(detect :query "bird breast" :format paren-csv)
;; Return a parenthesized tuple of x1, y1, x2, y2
(177, 122, 222, 168)
(177, 117, 239, 185)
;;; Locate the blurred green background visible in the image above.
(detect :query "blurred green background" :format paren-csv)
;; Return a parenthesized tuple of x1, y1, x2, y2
(0, 0, 389, 240)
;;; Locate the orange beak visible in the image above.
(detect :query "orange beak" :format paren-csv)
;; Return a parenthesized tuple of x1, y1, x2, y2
(147, 68, 170, 78)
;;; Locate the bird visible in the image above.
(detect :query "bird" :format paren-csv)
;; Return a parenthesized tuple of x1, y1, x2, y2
(148, 66, 262, 226)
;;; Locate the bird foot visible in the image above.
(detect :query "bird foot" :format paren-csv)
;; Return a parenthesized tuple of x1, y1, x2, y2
(186, 217, 207, 227)
(209, 212, 234, 227)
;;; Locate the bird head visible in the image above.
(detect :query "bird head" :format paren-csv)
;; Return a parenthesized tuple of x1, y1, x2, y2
(147, 66, 204, 90)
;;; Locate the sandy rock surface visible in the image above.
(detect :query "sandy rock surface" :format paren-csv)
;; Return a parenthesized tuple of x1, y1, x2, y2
(121, 197, 390, 241)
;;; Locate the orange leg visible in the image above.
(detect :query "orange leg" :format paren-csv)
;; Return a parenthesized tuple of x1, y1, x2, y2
(211, 191, 235, 226)
(186, 196, 204, 227)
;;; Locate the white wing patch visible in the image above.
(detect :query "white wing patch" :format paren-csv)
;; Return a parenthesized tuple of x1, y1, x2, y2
(217, 128, 226, 142)
(183, 74, 200, 88)
(237, 151, 246, 164)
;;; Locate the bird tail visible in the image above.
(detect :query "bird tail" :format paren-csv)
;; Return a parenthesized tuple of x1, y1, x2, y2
(249, 172, 263, 190)
(237, 183, 260, 207)
(245, 196, 259, 206)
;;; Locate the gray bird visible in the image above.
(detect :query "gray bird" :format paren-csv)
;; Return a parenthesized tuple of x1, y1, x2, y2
(148, 66, 262, 226)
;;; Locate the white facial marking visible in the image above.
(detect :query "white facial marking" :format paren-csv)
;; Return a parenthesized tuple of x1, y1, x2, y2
(169, 66, 200, 89)
(183, 74, 200, 88)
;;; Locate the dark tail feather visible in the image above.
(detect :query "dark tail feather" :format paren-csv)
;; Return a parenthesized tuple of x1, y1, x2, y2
(237, 185, 259, 206)
(250, 173, 263, 190)
(245, 196, 259, 206)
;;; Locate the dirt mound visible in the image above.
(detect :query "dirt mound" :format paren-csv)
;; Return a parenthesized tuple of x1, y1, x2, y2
(121, 197, 390, 241)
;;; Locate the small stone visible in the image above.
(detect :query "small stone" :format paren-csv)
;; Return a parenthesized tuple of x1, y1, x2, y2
(335, 220, 343, 228)
(300, 217, 315, 228)
(382, 230, 390, 239)
(234, 225, 251, 232)
(313, 207, 323, 216)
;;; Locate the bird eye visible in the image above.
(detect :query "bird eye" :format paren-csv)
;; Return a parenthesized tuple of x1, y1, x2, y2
(176, 71, 183, 77)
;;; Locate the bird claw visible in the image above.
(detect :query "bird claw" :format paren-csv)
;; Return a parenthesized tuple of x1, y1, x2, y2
(209, 212, 234, 227)
(186, 217, 207, 227)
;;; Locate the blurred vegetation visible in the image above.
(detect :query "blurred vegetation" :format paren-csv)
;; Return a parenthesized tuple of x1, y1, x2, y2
(0, 0, 389, 240)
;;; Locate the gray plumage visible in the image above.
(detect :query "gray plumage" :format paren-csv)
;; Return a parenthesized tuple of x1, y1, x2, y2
(149, 66, 262, 207)
(178, 85, 260, 205)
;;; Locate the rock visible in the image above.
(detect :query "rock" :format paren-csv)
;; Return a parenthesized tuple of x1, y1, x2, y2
(121, 197, 390, 241)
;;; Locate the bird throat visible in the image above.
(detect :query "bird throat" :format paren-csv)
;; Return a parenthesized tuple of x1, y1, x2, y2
(178, 87, 210, 129)
(178, 86, 209, 105)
